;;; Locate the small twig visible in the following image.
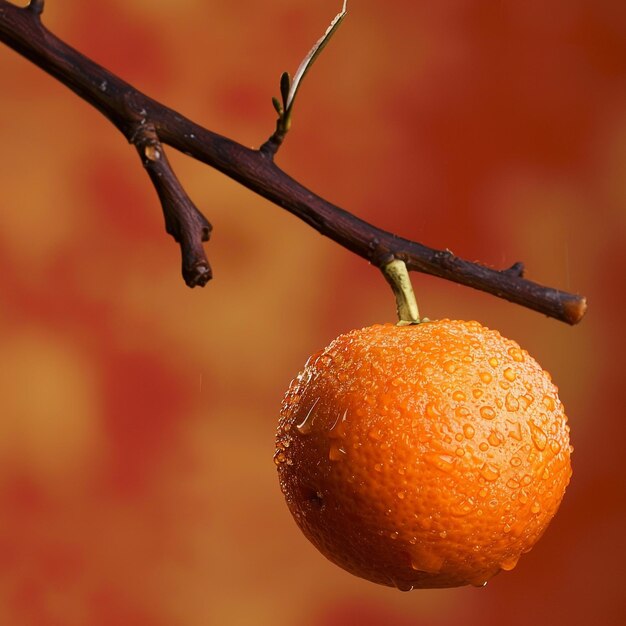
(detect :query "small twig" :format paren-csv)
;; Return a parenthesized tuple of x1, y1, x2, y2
(133, 124, 212, 287)
(260, 1, 348, 158)
(0, 1, 587, 324)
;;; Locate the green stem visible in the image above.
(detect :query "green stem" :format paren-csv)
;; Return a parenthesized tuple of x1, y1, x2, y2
(382, 259, 421, 325)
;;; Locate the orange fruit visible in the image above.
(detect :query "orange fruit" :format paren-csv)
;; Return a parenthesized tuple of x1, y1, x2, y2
(275, 320, 572, 590)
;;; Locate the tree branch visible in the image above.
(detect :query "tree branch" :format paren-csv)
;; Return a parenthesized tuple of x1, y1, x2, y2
(0, 1, 586, 324)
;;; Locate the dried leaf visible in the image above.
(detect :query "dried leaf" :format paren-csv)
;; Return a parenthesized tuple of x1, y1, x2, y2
(285, 0, 348, 112)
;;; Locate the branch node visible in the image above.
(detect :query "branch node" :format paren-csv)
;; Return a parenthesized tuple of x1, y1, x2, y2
(506, 261, 525, 277)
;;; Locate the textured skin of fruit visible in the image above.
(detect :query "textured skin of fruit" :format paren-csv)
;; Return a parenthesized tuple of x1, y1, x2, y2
(275, 320, 572, 590)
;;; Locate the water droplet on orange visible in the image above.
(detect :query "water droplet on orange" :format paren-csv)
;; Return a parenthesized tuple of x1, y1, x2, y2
(543, 395, 556, 411)
(510, 456, 522, 467)
(508, 347, 525, 362)
(473, 388, 484, 399)
(480, 463, 500, 482)
(549, 440, 562, 455)
(528, 420, 548, 451)
(503, 368, 517, 382)
(506, 478, 520, 489)
(329, 441, 347, 461)
(426, 402, 440, 418)
(455, 432, 464, 442)
(368, 429, 383, 441)
(489, 357, 499, 367)
(488, 431, 504, 447)
(479, 372, 492, 384)
(531, 501, 541, 514)
(505, 393, 519, 412)
(479, 442, 489, 452)
(455, 447, 466, 457)
(296, 397, 320, 434)
(411, 549, 446, 573)
(390, 531, 399, 539)
(463, 424, 475, 439)
(453, 390, 466, 402)
(443, 361, 457, 374)
(500, 554, 520, 571)
(480, 406, 496, 420)
(424, 453, 455, 473)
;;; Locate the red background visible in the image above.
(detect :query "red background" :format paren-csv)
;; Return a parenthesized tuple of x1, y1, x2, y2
(0, 1, 624, 625)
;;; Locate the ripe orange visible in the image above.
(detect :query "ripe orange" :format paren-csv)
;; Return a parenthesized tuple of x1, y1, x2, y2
(275, 320, 572, 590)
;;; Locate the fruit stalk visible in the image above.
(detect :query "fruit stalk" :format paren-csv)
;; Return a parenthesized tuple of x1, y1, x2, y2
(382, 259, 421, 325)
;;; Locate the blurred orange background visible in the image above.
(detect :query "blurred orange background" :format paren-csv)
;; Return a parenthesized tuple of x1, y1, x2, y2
(0, 1, 624, 625)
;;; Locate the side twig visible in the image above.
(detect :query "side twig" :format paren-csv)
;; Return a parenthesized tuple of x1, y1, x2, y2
(0, 1, 586, 323)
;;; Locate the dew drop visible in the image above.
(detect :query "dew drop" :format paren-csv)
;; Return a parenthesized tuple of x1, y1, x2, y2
(443, 361, 457, 374)
(424, 453, 455, 473)
(521, 474, 532, 486)
(463, 424, 475, 439)
(455, 432, 464, 442)
(426, 402, 441, 419)
(480, 463, 500, 482)
(510, 456, 522, 467)
(479, 487, 489, 498)
(368, 429, 383, 441)
(390, 531, 399, 540)
(453, 390, 467, 402)
(505, 393, 520, 412)
(489, 357, 499, 367)
(543, 395, 556, 411)
(296, 398, 320, 434)
(411, 549, 446, 573)
(374, 463, 383, 472)
(479, 372, 492, 384)
(397, 491, 406, 500)
(508, 347, 525, 362)
(488, 431, 504, 447)
(507, 421, 523, 441)
(456, 406, 470, 419)
(273, 451, 286, 465)
(473, 388, 484, 399)
(479, 442, 489, 452)
(529, 421, 548, 451)
(550, 440, 562, 455)
(480, 406, 496, 420)
(439, 530, 448, 538)
(500, 555, 520, 571)
(506, 478, 520, 489)
(328, 441, 347, 461)
(531, 501, 541, 514)
(503, 523, 512, 533)
(455, 447, 466, 457)
(503, 368, 517, 382)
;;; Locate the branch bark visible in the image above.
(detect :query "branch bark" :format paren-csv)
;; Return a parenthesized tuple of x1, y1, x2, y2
(0, 1, 587, 324)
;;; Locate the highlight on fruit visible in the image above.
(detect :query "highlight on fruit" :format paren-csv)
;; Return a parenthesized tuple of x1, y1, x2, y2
(275, 319, 572, 590)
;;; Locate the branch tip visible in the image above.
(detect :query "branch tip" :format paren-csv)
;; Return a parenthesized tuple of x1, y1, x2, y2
(27, 0, 44, 16)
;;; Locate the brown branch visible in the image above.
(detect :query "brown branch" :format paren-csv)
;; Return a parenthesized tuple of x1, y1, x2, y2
(0, 1, 587, 324)
(133, 124, 212, 286)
